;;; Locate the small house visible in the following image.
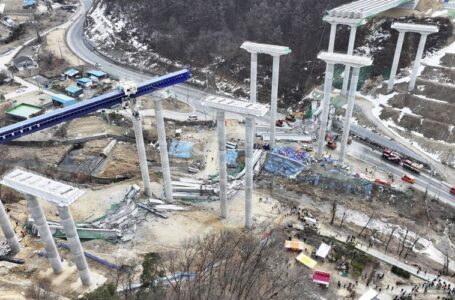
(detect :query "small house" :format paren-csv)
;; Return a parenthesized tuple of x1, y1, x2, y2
(23, 0, 37, 9)
(76, 77, 93, 88)
(86, 70, 107, 80)
(64, 68, 80, 79)
(32, 75, 50, 88)
(13, 56, 35, 70)
(5, 103, 43, 122)
(52, 94, 76, 107)
(65, 85, 83, 98)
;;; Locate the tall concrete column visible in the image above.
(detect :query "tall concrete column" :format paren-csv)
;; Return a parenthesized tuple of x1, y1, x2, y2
(269, 55, 280, 148)
(244, 117, 255, 229)
(131, 111, 152, 197)
(217, 111, 227, 218)
(339, 67, 361, 163)
(408, 33, 428, 92)
(328, 23, 337, 53)
(155, 100, 173, 203)
(57, 205, 91, 286)
(387, 31, 406, 93)
(317, 63, 335, 158)
(0, 200, 20, 254)
(26, 195, 63, 274)
(250, 52, 258, 103)
(341, 26, 357, 96)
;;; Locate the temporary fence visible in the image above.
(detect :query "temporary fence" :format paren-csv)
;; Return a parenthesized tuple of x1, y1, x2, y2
(169, 139, 194, 159)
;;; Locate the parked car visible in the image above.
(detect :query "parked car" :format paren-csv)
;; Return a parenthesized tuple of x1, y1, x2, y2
(401, 175, 416, 184)
(450, 186, 455, 195)
(187, 114, 198, 121)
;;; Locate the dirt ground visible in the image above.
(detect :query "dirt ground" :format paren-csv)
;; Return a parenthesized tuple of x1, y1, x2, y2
(44, 28, 81, 66)
(140, 96, 193, 113)
(65, 115, 126, 139)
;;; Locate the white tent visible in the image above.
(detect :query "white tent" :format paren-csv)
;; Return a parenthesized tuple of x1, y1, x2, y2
(315, 242, 331, 258)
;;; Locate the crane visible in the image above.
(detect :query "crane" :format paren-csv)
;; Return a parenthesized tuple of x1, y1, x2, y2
(0, 69, 191, 201)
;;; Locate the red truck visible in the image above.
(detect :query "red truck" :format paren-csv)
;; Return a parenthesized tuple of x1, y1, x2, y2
(402, 159, 423, 174)
(382, 149, 401, 164)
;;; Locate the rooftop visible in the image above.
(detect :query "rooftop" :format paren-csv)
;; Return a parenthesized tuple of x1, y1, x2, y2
(1, 168, 84, 206)
(87, 70, 107, 77)
(241, 41, 292, 56)
(317, 51, 373, 67)
(77, 78, 92, 83)
(6, 103, 43, 118)
(52, 94, 76, 103)
(64, 68, 79, 76)
(202, 96, 270, 117)
(66, 85, 82, 93)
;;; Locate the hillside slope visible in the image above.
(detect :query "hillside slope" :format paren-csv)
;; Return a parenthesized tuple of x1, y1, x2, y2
(85, 0, 451, 107)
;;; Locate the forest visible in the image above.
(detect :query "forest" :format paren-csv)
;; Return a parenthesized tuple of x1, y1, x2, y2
(99, 0, 452, 105)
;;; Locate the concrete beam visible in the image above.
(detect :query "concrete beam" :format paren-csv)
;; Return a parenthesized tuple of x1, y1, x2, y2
(217, 111, 227, 218)
(57, 205, 91, 286)
(387, 31, 406, 93)
(244, 117, 254, 229)
(250, 52, 258, 104)
(317, 63, 335, 158)
(241, 42, 291, 56)
(339, 67, 361, 162)
(155, 100, 173, 203)
(341, 26, 358, 96)
(269, 56, 280, 148)
(392, 22, 439, 34)
(26, 195, 63, 274)
(131, 109, 152, 197)
(408, 33, 428, 92)
(0, 199, 20, 254)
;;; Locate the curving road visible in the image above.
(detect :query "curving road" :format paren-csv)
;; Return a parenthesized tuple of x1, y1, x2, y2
(66, 0, 455, 206)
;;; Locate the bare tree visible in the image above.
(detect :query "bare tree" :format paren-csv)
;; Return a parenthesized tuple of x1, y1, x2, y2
(330, 201, 337, 225)
(339, 211, 348, 230)
(145, 229, 333, 300)
(398, 229, 409, 256)
(385, 226, 397, 253)
(358, 214, 374, 238)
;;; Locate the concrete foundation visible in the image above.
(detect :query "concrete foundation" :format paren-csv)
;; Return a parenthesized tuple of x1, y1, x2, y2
(131, 109, 152, 197)
(317, 63, 335, 158)
(217, 111, 228, 218)
(269, 56, 280, 148)
(57, 205, 91, 286)
(26, 195, 63, 274)
(0, 199, 20, 254)
(341, 26, 357, 96)
(409, 34, 428, 92)
(339, 67, 361, 162)
(155, 100, 174, 203)
(387, 31, 405, 93)
(244, 117, 254, 229)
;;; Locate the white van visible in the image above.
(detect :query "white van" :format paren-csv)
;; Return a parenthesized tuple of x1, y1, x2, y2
(187, 114, 198, 121)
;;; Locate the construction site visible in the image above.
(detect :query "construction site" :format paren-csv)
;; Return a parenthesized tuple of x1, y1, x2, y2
(0, 0, 455, 299)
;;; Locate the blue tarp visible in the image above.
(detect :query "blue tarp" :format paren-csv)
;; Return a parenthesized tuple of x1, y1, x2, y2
(264, 153, 306, 178)
(226, 149, 238, 167)
(272, 146, 309, 163)
(169, 139, 193, 159)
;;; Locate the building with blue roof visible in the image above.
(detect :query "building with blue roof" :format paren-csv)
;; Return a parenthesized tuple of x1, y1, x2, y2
(23, 0, 37, 9)
(64, 68, 80, 78)
(52, 94, 76, 107)
(86, 70, 107, 80)
(65, 85, 83, 98)
(76, 77, 93, 88)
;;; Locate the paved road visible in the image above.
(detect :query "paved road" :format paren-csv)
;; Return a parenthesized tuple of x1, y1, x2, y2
(347, 141, 454, 205)
(66, 0, 454, 205)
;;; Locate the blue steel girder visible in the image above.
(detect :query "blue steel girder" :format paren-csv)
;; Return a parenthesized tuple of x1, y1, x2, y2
(0, 69, 191, 144)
